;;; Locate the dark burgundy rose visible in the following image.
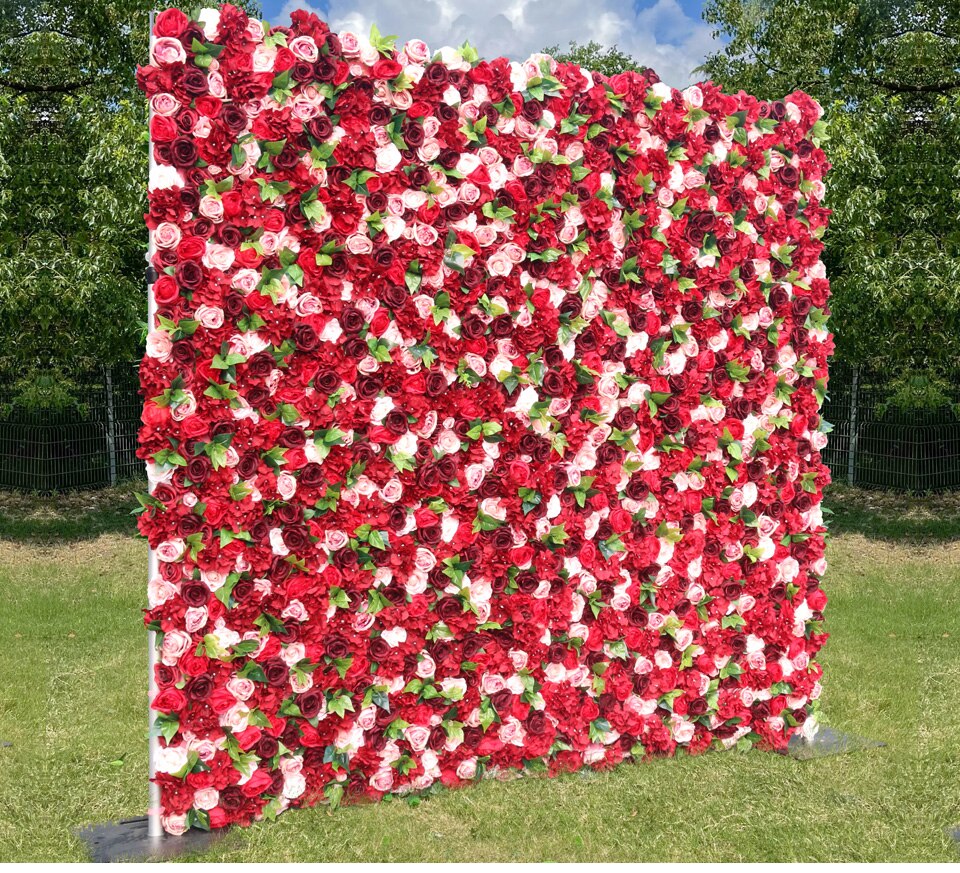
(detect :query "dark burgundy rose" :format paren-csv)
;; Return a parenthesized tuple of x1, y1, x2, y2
(403, 123, 425, 147)
(374, 247, 395, 269)
(436, 103, 457, 123)
(437, 456, 458, 481)
(368, 104, 391, 125)
(408, 165, 431, 188)
(521, 99, 543, 122)
(491, 688, 514, 713)
(436, 597, 462, 621)
(613, 407, 636, 430)
(169, 136, 198, 168)
(219, 786, 244, 812)
(438, 148, 460, 169)
(369, 636, 392, 662)
(282, 526, 310, 551)
(314, 369, 341, 394)
(186, 456, 210, 484)
(340, 306, 365, 333)
(542, 371, 565, 397)
(291, 60, 314, 83)
(298, 690, 324, 719)
(262, 658, 289, 687)
(181, 580, 209, 607)
(420, 372, 447, 401)
(257, 735, 280, 759)
(294, 324, 319, 352)
(279, 427, 307, 448)
(419, 524, 442, 547)
(233, 579, 254, 602)
(274, 146, 300, 170)
(461, 316, 485, 339)
(313, 56, 338, 82)
(182, 67, 209, 96)
(526, 710, 548, 735)
(175, 260, 203, 290)
(324, 635, 351, 660)
(221, 103, 248, 132)
(384, 409, 408, 435)
(155, 664, 178, 688)
(184, 675, 213, 701)
(300, 463, 324, 488)
(306, 115, 333, 141)
(425, 63, 448, 85)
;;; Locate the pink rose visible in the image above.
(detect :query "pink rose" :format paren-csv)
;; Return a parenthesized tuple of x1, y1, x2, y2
(151, 37, 186, 66)
(404, 724, 431, 752)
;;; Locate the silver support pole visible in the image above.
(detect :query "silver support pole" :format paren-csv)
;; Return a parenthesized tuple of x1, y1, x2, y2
(847, 364, 859, 487)
(146, 9, 162, 841)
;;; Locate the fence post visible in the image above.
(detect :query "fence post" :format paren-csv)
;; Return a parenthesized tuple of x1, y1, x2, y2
(847, 365, 859, 486)
(105, 364, 118, 487)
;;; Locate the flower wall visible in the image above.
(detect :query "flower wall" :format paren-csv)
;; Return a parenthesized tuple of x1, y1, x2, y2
(137, 4, 831, 835)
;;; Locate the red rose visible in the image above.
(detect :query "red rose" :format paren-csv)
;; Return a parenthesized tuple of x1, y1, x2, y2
(194, 96, 222, 118)
(150, 115, 179, 143)
(152, 687, 187, 712)
(154, 8, 189, 37)
(177, 235, 206, 261)
(141, 401, 169, 430)
(372, 59, 402, 80)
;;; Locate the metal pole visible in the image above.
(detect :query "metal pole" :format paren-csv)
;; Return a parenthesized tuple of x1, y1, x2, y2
(105, 365, 118, 487)
(146, 9, 162, 841)
(847, 364, 859, 487)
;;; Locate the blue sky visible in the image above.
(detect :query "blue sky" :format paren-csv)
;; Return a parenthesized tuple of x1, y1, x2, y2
(255, 0, 715, 86)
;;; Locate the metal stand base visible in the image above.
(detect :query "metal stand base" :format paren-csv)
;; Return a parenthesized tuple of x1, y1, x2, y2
(947, 824, 960, 849)
(782, 726, 886, 761)
(74, 816, 228, 862)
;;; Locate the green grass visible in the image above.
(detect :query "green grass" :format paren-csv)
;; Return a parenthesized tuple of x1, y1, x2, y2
(0, 529, 958, 861)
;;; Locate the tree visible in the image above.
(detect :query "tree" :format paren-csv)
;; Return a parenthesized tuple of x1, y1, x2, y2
(699, 0, 960, 407)
(0, 1, 259, 407)
(543, 40, 653, 80)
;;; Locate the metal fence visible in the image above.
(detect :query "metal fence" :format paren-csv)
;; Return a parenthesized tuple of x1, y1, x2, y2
(0, 364, 142, 492)
(0, 361, 958, 494)
(821, 362, 960, 492)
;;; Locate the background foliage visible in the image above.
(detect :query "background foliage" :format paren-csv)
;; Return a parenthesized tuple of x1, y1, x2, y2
(0, 1, 259, 409)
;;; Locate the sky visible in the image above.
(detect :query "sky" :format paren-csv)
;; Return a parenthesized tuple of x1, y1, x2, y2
(257, 0, 716, 87)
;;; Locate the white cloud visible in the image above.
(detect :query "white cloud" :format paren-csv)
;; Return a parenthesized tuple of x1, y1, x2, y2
(279, 0, 717, 87)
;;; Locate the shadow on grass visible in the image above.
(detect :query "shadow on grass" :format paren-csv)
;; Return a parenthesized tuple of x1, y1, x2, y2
(825, 483, 960, 543)
(0, 481, 142, 543)
(0, 480, 957, 545)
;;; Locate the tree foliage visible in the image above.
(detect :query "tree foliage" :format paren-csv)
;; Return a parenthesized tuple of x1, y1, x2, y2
(699, 0, 960, 405)
(543, 40, 655, 80)
(0, 1, 258, 406)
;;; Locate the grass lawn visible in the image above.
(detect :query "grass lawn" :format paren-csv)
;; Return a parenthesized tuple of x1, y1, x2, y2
(0, 487, 958, 861)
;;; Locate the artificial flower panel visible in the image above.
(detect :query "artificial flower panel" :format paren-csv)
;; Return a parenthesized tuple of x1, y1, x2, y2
(137, 4, 831, 834)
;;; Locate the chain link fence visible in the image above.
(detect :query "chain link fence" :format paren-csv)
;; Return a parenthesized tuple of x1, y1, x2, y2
(820, 362, 960, 492)
(0, 361, 958, 493)
(0, 364, 142, 492)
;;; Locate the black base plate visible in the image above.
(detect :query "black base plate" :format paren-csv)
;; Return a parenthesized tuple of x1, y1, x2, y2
(782, 726, 886, 761)
(74, 816, 227, 862)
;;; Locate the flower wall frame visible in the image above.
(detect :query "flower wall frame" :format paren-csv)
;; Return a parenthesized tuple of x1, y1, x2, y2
(137, 4, 831, 835)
